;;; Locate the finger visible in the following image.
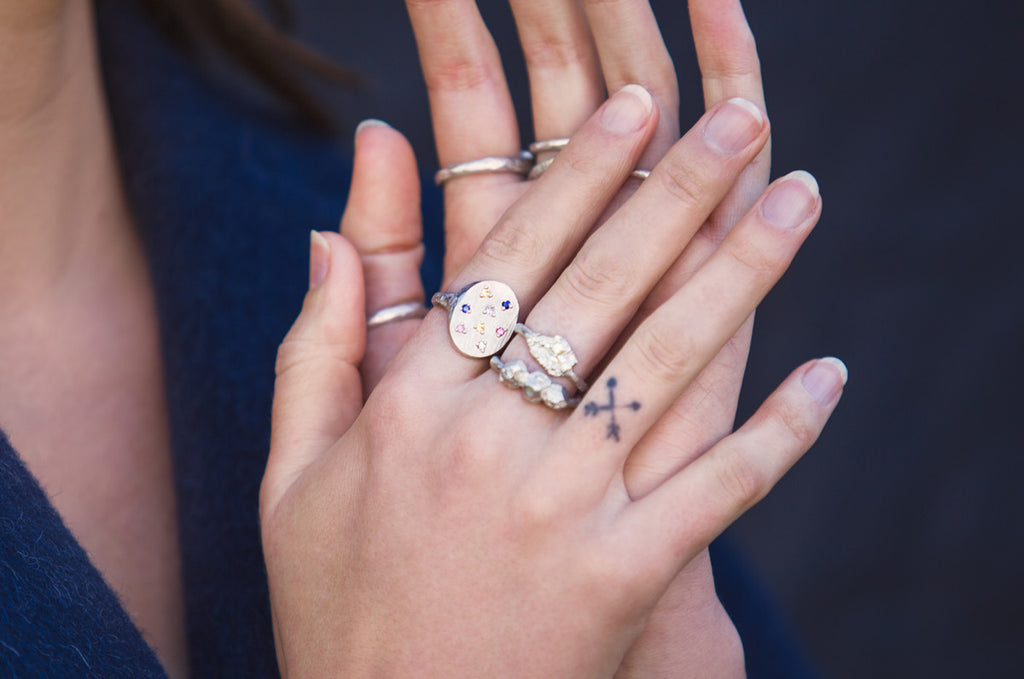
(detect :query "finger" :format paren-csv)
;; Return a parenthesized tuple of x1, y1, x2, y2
(620, 0, 770, 496)
(263, 232, 365, 509)
(688, 0, 769, 238)
(406, 0, 519, 170)
(508, 0, 605, 142)
(582, 0, 680, 163)
(501, 98, 767, 393)
(340, 120, 425, 395)
(619, 356, 847, 576)
(563, 171, 821, 474)
(395, 85, 659, 386)
(406, 0, 527, 278)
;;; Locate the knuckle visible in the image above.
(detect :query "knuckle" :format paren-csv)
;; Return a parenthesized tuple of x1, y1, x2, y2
(521, 33, 593, 71)
(713, 450, 764, 508)
(634, 322, 697, 384)
(723, 237, 777, 283)
(654, 159, 709, 210)
(560, 247, 634, 310)
(475, 216, 548, 275)
(767, 399, 818, 448)
(511, 486, 561, 531)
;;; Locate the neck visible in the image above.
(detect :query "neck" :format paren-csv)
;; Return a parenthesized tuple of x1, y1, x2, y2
(0, 1, 134, 313)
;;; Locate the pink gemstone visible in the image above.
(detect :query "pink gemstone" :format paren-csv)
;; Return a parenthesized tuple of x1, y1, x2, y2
(495, 327, 506, 337)
(455, 324, 467, 334)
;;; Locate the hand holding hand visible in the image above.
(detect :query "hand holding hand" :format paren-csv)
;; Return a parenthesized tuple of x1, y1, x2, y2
(262, 73, 843, 675)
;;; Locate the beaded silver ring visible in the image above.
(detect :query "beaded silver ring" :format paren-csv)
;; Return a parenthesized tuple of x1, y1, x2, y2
(490, 356, 580, 410)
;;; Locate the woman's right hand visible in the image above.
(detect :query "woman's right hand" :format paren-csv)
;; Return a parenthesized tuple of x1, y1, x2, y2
(262, 78, 842, 676)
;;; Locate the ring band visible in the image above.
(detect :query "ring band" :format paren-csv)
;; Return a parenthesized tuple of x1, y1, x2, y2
(528, 155, 650, 182)
(367, 302, 428, 329)
(431, 280, 520, 358)
(528, 138, 570, 155)
(513, 323, 588, 392)
(491, 356, 580, 410)
(434, 151, 534, 186)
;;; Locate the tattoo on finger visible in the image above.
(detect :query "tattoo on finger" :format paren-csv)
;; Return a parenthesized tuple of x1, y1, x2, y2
(583, 377, 641, 442)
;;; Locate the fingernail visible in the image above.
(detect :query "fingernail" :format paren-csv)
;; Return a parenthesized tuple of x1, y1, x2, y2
(802, 357, 848, 404)
(761, 170, 819, 229)
(600, 84, 654, 134)
(309, 230, 330, 290)
(703, 97, 764, 155)
(355, 118, 391, 138)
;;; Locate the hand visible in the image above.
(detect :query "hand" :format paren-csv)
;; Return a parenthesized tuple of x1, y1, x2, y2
(262, 82, 842, 676)
(339, 0, 773, 674)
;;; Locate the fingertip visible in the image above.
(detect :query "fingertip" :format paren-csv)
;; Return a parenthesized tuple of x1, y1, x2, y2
(345, 121, 422, 253)
(801, 356, 847, 406)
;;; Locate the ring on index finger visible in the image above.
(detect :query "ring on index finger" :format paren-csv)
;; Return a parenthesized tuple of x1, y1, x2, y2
(432, 281, 520, 358)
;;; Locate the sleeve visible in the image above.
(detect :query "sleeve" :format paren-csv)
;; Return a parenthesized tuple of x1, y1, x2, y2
(711, 536, 820, 679)
(0, 429, 168, 678)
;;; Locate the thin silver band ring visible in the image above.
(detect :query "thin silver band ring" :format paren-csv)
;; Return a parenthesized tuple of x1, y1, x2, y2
(528, 138, 570, 155)
(367, 302, 429, 329)
(434, 151, 534, 186)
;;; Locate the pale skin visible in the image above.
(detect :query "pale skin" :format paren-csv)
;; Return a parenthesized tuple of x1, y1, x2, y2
(263, 4, 844, 679)
(0, 1, 187, 678)
(0, 1, 840, 678)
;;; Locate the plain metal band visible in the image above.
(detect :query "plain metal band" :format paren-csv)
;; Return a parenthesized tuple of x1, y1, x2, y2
(528, 155, 650, 182)
(528, 138, 570, 155)
(434, 151, 534, 186)
(430, 291, 459, 312)
(367, 302, 429, 329)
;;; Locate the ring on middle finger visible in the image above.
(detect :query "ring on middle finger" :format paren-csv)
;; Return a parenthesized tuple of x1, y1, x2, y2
(527, 139, 651, 182)
(512, 323, 588, 392)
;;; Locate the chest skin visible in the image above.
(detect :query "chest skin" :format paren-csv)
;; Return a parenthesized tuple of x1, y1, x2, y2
(0, 223, 189, 679)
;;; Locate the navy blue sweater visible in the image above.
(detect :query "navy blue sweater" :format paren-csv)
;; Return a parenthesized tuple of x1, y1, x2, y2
(0, 3, 813, 677)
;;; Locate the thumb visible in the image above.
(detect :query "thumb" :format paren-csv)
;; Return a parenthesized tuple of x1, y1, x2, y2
(263, 230, 365, 510)
(341, 119, 425, 395)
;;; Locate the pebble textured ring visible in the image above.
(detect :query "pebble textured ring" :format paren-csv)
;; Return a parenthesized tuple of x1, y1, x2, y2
(513, 323, 588, 392)
(490, 356, 580, 410)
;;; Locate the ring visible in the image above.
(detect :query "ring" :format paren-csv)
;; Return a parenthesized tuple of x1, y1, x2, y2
(528, 155, 652, 181)
(431, 280, 520, 358)
(528, 138, 570, 155)
(366, 301, 428, 329)
(512, 323, 588, 392)
(434, 151, 534, 186)
(490, 356, 580, 410)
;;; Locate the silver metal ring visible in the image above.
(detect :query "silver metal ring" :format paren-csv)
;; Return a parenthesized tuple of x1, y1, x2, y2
(528, 138, 570, 155)
(513, 323, 588, 392)
(434, 151, 534, 186)
(367, 302, 428, 329)
(526, 156, 555, 180)
(431, 280, 520, 358)
(490, 356, 580, 410)
(527, 154, 650, 182)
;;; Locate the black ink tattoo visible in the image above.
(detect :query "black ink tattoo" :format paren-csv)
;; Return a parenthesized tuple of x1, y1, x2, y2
(583, 377, 641, 441)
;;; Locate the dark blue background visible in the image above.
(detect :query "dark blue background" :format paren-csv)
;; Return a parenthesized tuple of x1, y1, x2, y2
(238, 1, 1021, 676)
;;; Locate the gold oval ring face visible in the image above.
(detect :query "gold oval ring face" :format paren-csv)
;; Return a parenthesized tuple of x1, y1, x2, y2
(446, 281, 519, 358)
